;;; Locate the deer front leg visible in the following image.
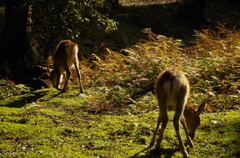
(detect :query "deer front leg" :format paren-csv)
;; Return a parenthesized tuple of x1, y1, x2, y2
(74, 61, 84, 93)
(62, 69, 71, 92)
(174, 112, 189, 158)
(181, 117, 194, 147)
(150, 112, 162, 147)
(56, 72, 62, 91)
(155, 109, 168, 150)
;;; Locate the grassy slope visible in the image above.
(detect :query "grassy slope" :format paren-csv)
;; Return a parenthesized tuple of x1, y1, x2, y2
(0, 89, 240, 158)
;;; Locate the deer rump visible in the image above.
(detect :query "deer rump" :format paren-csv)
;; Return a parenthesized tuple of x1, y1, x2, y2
(156, 68, 189, 111)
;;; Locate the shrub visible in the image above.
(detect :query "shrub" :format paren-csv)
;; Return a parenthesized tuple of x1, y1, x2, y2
(81, 26, 240, 113)
(185, 25, 240, 111)
(81, 33, 189, 113)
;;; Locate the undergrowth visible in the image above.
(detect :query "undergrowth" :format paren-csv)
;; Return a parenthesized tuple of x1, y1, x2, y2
(185, 25, 240, 111)
(78, 25, 239, 113)
(81, 32, 187, 113)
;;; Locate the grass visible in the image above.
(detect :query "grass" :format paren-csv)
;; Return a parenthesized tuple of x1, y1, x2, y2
(0, 89, 239, 157)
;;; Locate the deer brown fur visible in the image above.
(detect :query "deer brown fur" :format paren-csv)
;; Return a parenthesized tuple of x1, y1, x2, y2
(150, 67, 206, 158)
(50, 40, 83, 93)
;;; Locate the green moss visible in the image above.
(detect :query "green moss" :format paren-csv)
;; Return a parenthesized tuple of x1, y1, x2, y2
(0, 96, 240, 157)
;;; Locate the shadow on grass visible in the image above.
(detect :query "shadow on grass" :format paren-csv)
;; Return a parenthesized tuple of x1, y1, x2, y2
(130, 147, 178, 158)
(0, 90, 54, 108)
(49, 90, 65, 99)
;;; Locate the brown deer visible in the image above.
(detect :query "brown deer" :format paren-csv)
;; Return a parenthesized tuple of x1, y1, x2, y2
(49, 40, 84, 93)
(149, 67, 206, 158)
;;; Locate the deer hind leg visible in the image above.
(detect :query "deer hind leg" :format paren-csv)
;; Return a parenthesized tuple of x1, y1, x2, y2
(180, 117, 194, 147)
(62, 68, 71, 92)
(150, 98, 168, 148)
(155, 107, 168, 150)
(174, 102, 189, 158)
(55, 70, 62, 90)
(150, 110, 162, 147)
(74, 59, 84, 93)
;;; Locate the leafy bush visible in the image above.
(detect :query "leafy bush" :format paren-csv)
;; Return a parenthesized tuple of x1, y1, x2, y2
(80, 33, 190, 113)
(81, 26, 240, 113)
(185, 25, 240, 111)
(32, 0, 117, 41)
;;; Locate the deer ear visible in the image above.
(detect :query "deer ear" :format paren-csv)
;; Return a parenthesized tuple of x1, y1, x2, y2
(197, 102, 207, 115)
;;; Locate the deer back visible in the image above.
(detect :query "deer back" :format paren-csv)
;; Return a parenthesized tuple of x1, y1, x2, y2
(155, 67, 190, 111)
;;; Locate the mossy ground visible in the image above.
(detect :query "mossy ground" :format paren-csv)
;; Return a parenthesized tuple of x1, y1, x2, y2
(0, 88, 239, 158)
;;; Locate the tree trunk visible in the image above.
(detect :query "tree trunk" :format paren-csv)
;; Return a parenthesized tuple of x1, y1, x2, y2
(0, 0, 39, 83)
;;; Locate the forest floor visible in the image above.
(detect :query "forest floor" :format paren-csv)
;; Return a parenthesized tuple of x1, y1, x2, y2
(0, 88, 239, 157)
(1, 1, 240, 158)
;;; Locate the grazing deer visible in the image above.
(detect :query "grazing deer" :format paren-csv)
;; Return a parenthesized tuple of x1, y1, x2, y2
(49, 40, 84, 93)
(150, 67, 206, 158)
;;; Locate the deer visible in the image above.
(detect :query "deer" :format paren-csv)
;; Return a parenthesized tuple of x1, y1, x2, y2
(49, 40, 84, 93)
(149, 67, 206, 158)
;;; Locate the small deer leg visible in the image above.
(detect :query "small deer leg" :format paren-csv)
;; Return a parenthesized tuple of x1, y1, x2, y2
(150, 111, 162, 147)
(74, 60, 84, 93)
(174, 107, 189, 158)
(56, 71, 62, 90)
(155, 108, 168, 150)
(62, 69, 71, 92)
(181, 117, 194, 147)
